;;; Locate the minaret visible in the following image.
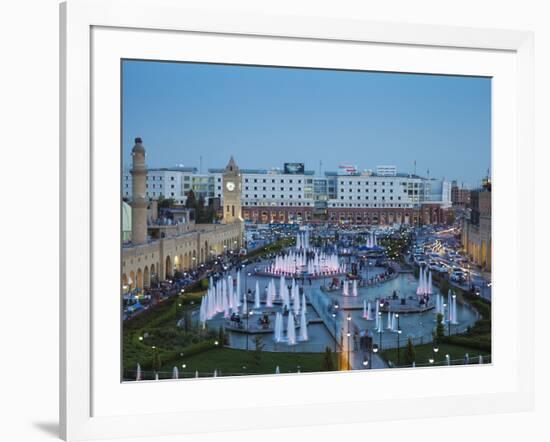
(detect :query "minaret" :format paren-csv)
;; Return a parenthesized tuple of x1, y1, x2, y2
(131, 137, 148, 244)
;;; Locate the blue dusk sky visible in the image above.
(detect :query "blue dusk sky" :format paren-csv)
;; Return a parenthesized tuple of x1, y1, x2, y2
(122, 60, 491, 188)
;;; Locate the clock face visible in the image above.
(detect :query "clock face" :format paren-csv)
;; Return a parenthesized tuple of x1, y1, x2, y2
(226, 181, 235, 191)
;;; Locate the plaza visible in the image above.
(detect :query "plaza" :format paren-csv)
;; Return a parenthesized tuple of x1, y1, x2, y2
(120, 59, 493, 380)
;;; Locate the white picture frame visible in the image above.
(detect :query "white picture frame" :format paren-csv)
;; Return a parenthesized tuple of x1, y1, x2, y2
(60, 0, 534, 440)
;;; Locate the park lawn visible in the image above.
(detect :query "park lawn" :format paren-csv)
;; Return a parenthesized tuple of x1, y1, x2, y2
(380, 342, 491, 367)
(159, 347, 337, 377)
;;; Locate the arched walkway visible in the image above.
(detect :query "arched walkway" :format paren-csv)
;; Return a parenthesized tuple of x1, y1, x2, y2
(136, 268, 143, 289)
(165, 255, 172, 279)
(129, 270, 135, 291)
(143, 266, 149, 288)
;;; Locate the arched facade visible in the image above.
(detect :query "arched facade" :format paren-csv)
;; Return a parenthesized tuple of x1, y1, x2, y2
(165, 255, 171, 279)
(143, 266, 150, 288)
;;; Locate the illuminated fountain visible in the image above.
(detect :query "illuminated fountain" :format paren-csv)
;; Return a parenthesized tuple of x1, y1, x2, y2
(286, 314, 296, 345)
(273, 312, 284, 342)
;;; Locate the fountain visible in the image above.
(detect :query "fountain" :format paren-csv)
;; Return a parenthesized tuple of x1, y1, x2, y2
(172, 366, 179, 379)
(446, 354, 451, 365)
(343, 280, 349, 296)
(136, 363, 141, 381)
(236, 271, 242, 307)
(242, 293, 248, 315)
(293, 286, 300, 315)
(287, 314, 296, 345)
(264, 250, 342, 276)
(386, 311, 392, 330)
(279, 275, 286, 305)
(352, 280, 358, 297)
(479, 355, 484, 364)
(254, 281, 260, 309)
(275, 366, 280, 374)
(362, 300, 368, 319)
(195, 370, 199, 378)
(274, 312, 284, 342)
(266, 279, 275, 307)
(300, 308, 308, 341)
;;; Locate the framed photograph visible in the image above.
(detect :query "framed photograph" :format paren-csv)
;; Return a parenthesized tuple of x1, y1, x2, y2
(60, 0, 534, 440)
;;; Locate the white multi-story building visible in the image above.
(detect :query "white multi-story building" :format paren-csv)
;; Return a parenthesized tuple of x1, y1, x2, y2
(123, 167, 196, 205)
(124, 162, 452, 225)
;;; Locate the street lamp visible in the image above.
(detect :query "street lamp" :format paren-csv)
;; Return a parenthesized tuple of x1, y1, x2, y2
(346, 331, 351, 370)
(245, 311, 252, 351)
(432, 344, 439, 366)
(377, 311, 383, 351)
(395, 313, 401, 366)
(331, 312, 337, 352)
(346, 314, 352, 370)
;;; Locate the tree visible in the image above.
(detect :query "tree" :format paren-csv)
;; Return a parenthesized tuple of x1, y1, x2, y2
(435, 313, 445, 342)
(185, 190, 197, 209)
(152, 349, 162, 373)
(218, 326, 228, 346)
(322, 346, 335, 371)
(404, 337, 416, 365)
(253, 336, 264, 368)
(446, 210, 456, 225)
(159, 198, 175, 208)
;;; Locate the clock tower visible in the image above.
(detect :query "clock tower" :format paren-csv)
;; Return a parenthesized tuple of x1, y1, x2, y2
(222, 156, 243, 223)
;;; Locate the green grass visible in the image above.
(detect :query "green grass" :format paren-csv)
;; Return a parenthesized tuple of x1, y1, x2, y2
(160, 347, 336, 376)
(123, 291, 217, 373)
(380, 342, 490, 367)
(245, 237, 295, 260)
(123, 347, 338, 379)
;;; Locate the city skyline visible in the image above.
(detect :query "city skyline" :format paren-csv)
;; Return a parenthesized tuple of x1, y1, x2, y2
(123, 60, 491, 188)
